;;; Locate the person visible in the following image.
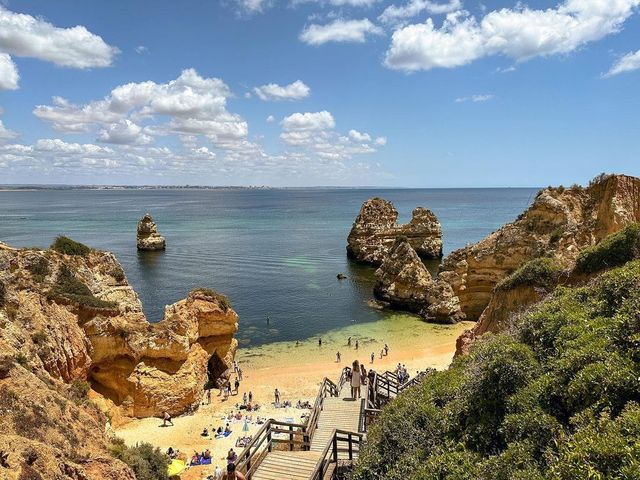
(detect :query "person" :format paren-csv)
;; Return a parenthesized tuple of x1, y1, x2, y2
(347, 336, 351, 347)
(384, 343, 389, 356)
(318, 337, 322, 347)
(336, 351, 341, 363)
(223, 462, 245, 480)
(266, 315, 270, 325)
(295, 340, 299, 347)
(234, 378, 240, 394)
(201, 427, 209, 436)
(370, 352, 375, 363)
(380, 349, 384, 359)
(226, 382, 232, 398)
(351, 360, 361, 399)
(217, 426, 224, 435)
(355, 340, 359, 350)
(360, 364, 367, 386)
(248, 391, 253, 403)
(163, 411, 173, 426)
(233, 361, 239, 374)
(225, 423, 232, 434)
(214, 465, 223, 480)
(203, 449, 211, 459)
(243, 392, 248, 405)
(226, 449, 238, 464)
(238, 367, 243, 381)
(274, 388, 280, 404)
(235, 411, 242, 420)
(166, 447, 176, 459)
(206, 389, 212, 405)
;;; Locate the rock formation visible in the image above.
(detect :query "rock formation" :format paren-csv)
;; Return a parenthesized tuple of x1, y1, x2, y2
(374, 238, 464, 323)
(448, 174, 640, 354)
(347, 198, 442, 265)
(136, 213, 166, 250)
(0, 241, 238, 478)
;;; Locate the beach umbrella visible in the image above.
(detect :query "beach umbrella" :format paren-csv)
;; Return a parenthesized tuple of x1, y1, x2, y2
(243, 417, 249, 433)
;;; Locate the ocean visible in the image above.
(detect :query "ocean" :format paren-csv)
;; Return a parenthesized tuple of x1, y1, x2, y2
(0, 188, 538, 346)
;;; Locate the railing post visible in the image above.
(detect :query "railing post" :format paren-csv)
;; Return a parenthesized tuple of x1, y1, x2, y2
(289, 425, 294, 451)
(348, 433, 353, 460)
(267, 428, 272, 453)
(332, 434, 338, 463)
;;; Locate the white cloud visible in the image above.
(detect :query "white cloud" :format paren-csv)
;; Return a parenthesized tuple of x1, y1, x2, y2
(282, 111, 335, 131)
(300, 18, 384, 45)
(254, 80, 311, 101)
(0, 53, 18, 89)
(97, 119, 152, 145)
(235, 0, 270, 13)
(135, 45, 148, 54)
(0, 5, 117, 70)
(374, 136, 387, 146)
(0, 119, 17, 141)
(266, 115, 275, 123)
(455, 94, 494, 103)
(385, 0, 640, 71)
(604, 49, 640, 77)
(379, 0, 462, 24)
(349, 129, 371, 142)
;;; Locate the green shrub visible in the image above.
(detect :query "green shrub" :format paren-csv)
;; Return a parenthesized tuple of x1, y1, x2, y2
(69, 379, 90, 404)
(110, 438, 169, 480)
(549, 227, 564, 244)
(26, 256, 50, 282)
(48, 264, 116, 309)
(111, 265, 126, 283)
(352, 260, 640, 479)
(50, 236, 91, 256)
(496, 257, 563, 292)
(574, 223, 640, 274)
(14, 353, 29, 369)
(31, 331, 48, 345)
(588, 172, 613, 187)
(190, 287, 231, 311)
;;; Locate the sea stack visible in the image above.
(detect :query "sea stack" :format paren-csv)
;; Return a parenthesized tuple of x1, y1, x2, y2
(136, 213, 166, 251)
(374, 237, 464, 324)
(347, 198, 442, 266)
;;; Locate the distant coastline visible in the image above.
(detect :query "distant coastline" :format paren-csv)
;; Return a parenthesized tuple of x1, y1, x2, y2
(0, 184, 536, 191)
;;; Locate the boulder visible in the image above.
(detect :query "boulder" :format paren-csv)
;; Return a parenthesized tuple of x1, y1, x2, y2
(136, 213, 166, 250)
(347, 198, 442, 265)
(374, 238, 464, 323)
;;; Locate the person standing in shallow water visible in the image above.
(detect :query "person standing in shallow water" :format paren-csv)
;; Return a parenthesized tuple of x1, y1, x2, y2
(355, 340, 359, 350)
(351, 360, 361, 399)
(318, 338, 322, 347)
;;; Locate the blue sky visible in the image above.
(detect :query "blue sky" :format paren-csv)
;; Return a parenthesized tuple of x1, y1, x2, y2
(0, 0, 638, 187)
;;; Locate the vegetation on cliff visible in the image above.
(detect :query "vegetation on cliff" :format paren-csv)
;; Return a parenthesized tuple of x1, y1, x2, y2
(50, 235, 92, 256)
(189, 287, 232, 311)
(48, 264, 117, 309)
(110, 439, 169, 480)
(495, 257, 564, 292)
(574, 223, 640, 274)
(353, 260, 640, 480)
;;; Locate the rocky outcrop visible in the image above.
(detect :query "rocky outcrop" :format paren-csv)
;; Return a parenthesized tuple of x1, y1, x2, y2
(347, 198, 442, 265)
(374, 238, 464, 323)
(136, 213, 165, 251)
(451, 174, 640, 354)
(0, 241, 239, 478)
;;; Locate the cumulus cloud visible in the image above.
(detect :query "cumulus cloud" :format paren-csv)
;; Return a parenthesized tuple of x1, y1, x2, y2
(385, 0, 640, 71)
(254, 80, 311, 101)
(0, 5, 118, 89)
(97, 119, 152, 145)
(0, 119, 17, 141)
(266, 115, 275, 123)
(604, 49, 640, 77)
(379, 0, 462, 24)
(300, 18, 383, 45)
(455, 94, 494, 103)
(135, 45, 148, 54)
(0, 53, 18, 89)
(282, 111, 336, 131)
(235, 0, 270, 13)
(349, 129, 371, 142)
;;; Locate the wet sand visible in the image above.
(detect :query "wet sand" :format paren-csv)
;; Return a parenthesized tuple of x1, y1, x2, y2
(114, 314, 473, 479)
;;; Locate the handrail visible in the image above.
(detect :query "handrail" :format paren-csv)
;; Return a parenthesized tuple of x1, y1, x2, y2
(306, 367, 351, 440)
(236, 419, 310, 478)
(309, 428, 365, 480)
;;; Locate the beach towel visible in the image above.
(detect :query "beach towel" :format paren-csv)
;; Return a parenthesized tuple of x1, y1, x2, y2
(201, 457, 212, 465)
(167, 459, 186, 476)
(223, 430, 232, 437)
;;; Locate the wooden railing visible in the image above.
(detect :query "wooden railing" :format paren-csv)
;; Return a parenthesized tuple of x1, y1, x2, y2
(236, 419, 309, 479)
(306, 368, 347, 441)
(310, 429, 364, 480)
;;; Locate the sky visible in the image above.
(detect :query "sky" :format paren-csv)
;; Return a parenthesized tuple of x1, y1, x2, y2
(0, 0, 638, 187)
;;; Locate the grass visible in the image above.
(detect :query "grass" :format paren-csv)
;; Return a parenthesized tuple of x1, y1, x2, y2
(26, 256, 50, 282)
(574, 223, 640, 275)
(48, 264, 117, 310)
(496, 257, 563, 292)
(190, 287, 232, 311)
(50, 236, 92, 256)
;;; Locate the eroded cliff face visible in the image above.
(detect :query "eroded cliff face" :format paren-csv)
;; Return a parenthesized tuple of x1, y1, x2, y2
(451, 174, 640, 354)
(347, 198, 443, 265)
(374, 238, 464, 324)
(136, 213, 166, 251)
(0, 242, 238, 478)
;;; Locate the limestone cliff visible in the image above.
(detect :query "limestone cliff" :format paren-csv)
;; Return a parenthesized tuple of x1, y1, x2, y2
(0, 241, 238, 479)
(452, 174, 640, 354)
(374, 238, 464, 324)
(347, 198, 442, 265)
(136, 213, 166, 251)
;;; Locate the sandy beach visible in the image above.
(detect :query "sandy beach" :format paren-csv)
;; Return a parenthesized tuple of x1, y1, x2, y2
(113, 313, 473, 479)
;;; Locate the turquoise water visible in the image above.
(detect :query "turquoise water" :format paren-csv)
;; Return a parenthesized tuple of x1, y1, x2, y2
(0, 188, 537, 346)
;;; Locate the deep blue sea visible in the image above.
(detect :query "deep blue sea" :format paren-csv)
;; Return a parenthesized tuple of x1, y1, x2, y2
(0, 188, 538, 346)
